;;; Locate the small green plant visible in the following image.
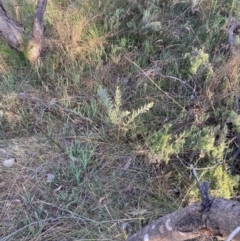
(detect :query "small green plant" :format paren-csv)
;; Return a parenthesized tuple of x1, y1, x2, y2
(149, 124, 184, 163)
(184, 48, 212, 75)
(211, 165, 239, 198)
(66, 140, 96, 186)
(185, 125, 227, 161)
(149, 124, 228, 164)
(227, 110, 240, 133)
(97, 86, 154, 131)
(189, 165, 239, 203)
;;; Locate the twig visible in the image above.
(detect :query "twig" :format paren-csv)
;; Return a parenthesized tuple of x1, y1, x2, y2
(190, 164, 213, 212)
(226, 226, 240, 241)
(190, 164, 200, 185)
(160, 74, 196, 94)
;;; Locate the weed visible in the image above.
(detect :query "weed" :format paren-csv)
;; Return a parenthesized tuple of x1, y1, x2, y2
(212, 165, 239, 198)
(148, 124, 178, 163)
(184, 48, 212, 75)
(97, 85, 154, 140)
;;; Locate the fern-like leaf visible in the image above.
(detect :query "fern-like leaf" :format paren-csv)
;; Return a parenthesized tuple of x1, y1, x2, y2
(97, 87, 113, 111)
(98, 86, 154, 130)
(114, 86, 122, 113)
(125, 102, 154, 126)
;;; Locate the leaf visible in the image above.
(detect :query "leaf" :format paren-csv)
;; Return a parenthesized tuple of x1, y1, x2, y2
(2, 158, 16, 168)
(125, 102, 154, 126)
(114, 86, 122, 112)
(97, 87, 113, 110)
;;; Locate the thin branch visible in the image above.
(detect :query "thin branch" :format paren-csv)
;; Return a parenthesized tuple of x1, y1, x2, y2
(190, 164, 200, 185)
(190, 164, 213, 211)
(160, 74, 196, 93)
(226, 226, 240, 241)
(27, 0, 47, 62)
(33, 0, 47, 42)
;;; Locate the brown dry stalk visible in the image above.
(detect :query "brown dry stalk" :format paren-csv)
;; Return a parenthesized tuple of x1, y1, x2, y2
(209, 52, 240, 90)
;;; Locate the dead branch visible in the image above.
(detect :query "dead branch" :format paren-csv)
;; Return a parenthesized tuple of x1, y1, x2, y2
(228, 21, 240, 55)
(126, 198, 240, 241)
(0, 4, 25, 51)
(27, 0, 47, 62)
(0, 0, 47, 62)
(227, 227, 240, 241)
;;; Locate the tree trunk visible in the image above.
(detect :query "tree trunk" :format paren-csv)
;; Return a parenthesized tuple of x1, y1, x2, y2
(126, 198, 240, 241)
(0, 0, 47, 63)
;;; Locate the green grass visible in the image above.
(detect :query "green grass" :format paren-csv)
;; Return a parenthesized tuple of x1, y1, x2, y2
(1, 0, 240, 240)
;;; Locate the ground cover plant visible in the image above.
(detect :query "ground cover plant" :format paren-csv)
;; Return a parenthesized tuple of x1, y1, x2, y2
(1, 0, 240, 240)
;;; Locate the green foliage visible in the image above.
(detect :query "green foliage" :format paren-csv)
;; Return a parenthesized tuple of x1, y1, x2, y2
(97, 86, 154, 129)
(186, 126, 227, 161)
(227, 110, 240, 133)
(225, 0, 240, 16)
(149, 124, 228, 164)
(184, 48, 212, 75)
(0, 42, 26, 67)
(65, 140, 96, 186)
(106, 0, 163, 66)
(189, 165, 239, 201)
(127, 0, 162, 35)
(149, 125, 184, 163)
(212, 165, 238, 198)
(2, 0, 240, 239)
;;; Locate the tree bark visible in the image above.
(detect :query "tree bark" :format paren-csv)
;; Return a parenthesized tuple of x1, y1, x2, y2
(126, 198, 240, 241)
(0, 0, 47, 63)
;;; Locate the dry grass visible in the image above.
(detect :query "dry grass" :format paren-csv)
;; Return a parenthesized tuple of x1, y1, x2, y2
(0, 135, 178, 240)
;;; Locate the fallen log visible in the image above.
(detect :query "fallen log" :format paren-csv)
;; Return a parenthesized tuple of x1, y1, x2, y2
(126, 165, 240, 241)
(126, 198, 240, 241)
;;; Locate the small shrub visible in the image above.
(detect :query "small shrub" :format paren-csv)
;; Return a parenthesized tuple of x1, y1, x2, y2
(189, 165, 239, 202)
(148, 124, 228, 164)
(211, 165, 238, 198)
(149, 124, 185, 163)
